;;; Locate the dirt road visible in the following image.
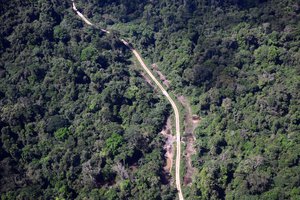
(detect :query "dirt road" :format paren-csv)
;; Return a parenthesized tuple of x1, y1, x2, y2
(71, 2, 184, 199)
(122, 40, 184, 200)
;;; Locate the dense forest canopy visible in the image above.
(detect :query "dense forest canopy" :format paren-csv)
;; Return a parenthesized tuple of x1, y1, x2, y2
(0, 0, 299, 199)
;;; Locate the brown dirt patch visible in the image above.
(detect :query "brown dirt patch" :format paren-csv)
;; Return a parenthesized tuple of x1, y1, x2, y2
(160, 117, 176, 174)
(152, 63, 171, 88)
(177, 96, 200, 185)
(140, 72, 155, 89)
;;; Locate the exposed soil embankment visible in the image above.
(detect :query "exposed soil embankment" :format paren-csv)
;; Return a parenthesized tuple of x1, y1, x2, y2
(177, 96, 200, 185)
(160, 117, 175, 183)
(140, 72, 156, 90)
(152, 64, 171, 88)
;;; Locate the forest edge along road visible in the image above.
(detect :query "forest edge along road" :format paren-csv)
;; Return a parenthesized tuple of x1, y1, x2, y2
(71, 1, 184, 200)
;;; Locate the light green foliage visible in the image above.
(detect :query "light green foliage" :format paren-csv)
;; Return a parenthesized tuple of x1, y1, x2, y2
(124, 85, 139, 99)
(119, 179, 130, 192)
(80, 46, 98, 61)
(254, 45, 280, 64)
(105, 133, 123, 155)
(54, 128, 69, 140)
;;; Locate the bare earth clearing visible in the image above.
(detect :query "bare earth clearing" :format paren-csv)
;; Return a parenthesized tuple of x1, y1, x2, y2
(177, 96, 200, 185)
(151, 63, 171, 89)
(160, 117, 176, 174)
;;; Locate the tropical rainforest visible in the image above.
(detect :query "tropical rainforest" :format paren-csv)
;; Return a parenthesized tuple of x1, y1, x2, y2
(0, 0, 299, 200)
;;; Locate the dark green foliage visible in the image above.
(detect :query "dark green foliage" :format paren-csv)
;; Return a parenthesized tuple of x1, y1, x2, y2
(95, 0, 299, 199)
(0, 1, 173, 199)
(46, 115, 69, 133)
(1, 0, 299, 199)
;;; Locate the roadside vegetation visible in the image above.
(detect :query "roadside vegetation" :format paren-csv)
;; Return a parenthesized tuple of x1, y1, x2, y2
(0, 1, 175, 199)
(0, 0, 299, 199)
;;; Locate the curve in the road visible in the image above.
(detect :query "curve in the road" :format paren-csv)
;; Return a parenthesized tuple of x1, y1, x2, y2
(71, 1, 183, 200)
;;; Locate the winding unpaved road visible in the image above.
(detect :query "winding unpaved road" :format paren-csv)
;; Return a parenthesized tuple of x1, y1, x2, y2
(72, 2, 183, 199)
